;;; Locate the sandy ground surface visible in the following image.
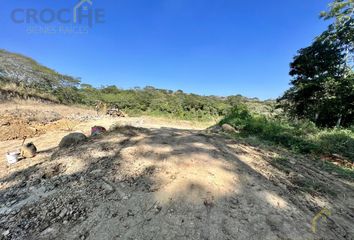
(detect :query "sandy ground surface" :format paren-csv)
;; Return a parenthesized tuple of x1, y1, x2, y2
(0, 102, 354, 240)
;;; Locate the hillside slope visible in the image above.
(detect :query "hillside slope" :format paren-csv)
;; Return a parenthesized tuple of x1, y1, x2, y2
(0, 49, 79, 92)
(0, 49, 274, 119)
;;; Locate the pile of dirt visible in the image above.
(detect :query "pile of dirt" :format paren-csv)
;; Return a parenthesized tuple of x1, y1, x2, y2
(0, 114, 80, 141)
(0, 105, 111, 141)
(1, 109, 62, 124)
(1, 126, 353, 239)
(0, 109, 64, 141)
(0, 116, 43, 141)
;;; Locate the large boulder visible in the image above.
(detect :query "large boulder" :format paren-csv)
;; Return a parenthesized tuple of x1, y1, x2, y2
(221, 123, 238, 133)
(59, 132, 87, 148)
(21, 142, 37, 158)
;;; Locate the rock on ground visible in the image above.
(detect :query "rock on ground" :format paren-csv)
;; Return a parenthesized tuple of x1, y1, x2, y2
(221, 123, 238, 133)
(59, 132, 87, 149)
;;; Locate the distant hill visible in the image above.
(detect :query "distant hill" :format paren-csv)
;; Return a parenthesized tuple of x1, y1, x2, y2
(0, 49, 275, 119)
(0, 49, 80, 102)
(0, 49, 80, 87)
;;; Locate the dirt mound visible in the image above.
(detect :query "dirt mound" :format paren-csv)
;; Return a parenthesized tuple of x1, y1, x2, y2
(0, 102, 103, 141)
(0, 109, 95, 142)
(0, 116, 42, 141)
(0, 109, 64, 141)
(59, 133, 87, 148)
(1, 126, 353, 239)
(0, 115, 80, 141)
(2, 109, 62, 124)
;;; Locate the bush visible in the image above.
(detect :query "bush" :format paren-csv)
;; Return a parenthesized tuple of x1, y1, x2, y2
(315, 129, 354, 161)
(220, 104, 251, 130)
(220, 105, 354, 160)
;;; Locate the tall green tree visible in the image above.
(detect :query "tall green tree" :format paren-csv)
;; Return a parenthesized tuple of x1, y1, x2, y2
(278, 36, 350, 126)
(278, 0, 354, 127)
(321, 0, 354, 68)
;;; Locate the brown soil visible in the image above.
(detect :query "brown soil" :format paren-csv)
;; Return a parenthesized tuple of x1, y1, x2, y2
(0, 102, 95, 141)
(0, 103, 353, 240)
(0, 115, 83, 142)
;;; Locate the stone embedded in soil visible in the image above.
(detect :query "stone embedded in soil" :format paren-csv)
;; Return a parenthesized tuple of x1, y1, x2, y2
(90, 169, 104, 176)
(100, 181, 114, 193)
(266, 214, 284, 230)
(2, 230, 10, 237)
(59, 209, 68, 218)
(221, 123, 238, 133)
(40, 227, 57, 237)
(59, 132, 87, 148)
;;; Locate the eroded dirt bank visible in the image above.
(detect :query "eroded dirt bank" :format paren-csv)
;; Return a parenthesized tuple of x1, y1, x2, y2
(1, 125, 353, 240)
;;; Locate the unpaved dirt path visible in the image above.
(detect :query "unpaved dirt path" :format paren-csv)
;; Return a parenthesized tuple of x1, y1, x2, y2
(1, 126, 354, 240)
(0, 114, 210, 181)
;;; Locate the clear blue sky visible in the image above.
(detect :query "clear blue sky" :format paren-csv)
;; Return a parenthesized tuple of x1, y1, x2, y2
(0, 0, 333, 99)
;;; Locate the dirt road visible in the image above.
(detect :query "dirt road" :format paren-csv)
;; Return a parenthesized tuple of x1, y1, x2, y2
(1, 123, 354, 239)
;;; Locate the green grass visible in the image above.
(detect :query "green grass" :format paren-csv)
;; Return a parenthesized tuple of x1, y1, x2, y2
(314, 158, 354, 180)
(220, 105, 354, 161)
(313, 129, 354, 160)
(270, 157, 340, 196)
(221, 105, 354, 182)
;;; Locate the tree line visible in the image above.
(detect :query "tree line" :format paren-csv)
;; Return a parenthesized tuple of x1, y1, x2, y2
(278, 0, 354, 127)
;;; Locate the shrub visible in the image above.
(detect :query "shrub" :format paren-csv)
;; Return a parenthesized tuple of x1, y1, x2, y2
(220, 105, 354, 160)
(315, 129, 354, 161)
(219, 104, 251, 130)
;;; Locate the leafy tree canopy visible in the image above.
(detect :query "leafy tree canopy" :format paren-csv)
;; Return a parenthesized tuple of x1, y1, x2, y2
(279, 0, 354, 127)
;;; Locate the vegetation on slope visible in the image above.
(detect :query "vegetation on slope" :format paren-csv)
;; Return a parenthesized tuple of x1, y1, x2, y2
(214, 0, 354, 173)
(0, 49, 274, 121)
(0, 49, 80, 103)
(220, 104, 354, 182)
(78, 84, 275, 121)
(220, 104, 354, 161)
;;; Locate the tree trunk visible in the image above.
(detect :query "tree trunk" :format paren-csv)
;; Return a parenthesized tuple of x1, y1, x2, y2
(336, 114, 342, 128)
(315, 112, 319, 122)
